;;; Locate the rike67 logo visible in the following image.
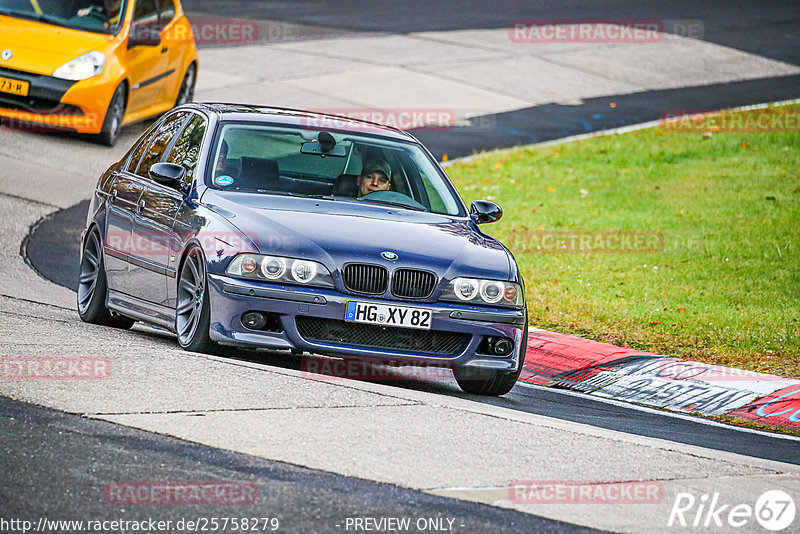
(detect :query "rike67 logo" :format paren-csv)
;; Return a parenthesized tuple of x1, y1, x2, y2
(668, 490, 796, 531)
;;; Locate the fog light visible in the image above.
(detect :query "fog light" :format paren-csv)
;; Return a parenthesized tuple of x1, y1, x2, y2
(493, 338, 514, 356)
(242, 311, 267, 330)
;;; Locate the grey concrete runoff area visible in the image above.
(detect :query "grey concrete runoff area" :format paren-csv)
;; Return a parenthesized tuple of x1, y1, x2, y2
(2, 3, 800, 533)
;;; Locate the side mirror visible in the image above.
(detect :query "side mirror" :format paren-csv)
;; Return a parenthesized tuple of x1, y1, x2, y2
(128, 26, 162, 48)
(470, 200, 503, 224)
(150, 162, 188, 194)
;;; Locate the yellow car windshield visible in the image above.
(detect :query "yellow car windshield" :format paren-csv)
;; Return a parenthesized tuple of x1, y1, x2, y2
(0, 0, 127, 35)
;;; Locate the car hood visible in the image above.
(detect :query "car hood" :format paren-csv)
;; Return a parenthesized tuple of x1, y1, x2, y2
(205, 193, 512, 281)
(0, 15, 115, 76)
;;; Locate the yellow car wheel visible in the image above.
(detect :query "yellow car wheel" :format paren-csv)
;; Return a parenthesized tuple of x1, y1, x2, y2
(175, 64, 196, 107)
(94, 84, 126, 146)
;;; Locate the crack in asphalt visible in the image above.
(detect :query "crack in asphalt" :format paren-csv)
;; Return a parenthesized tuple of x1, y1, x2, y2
(0, 294, 74, 312)
(0, 309, 76, 325)
(86, 403, 424, 416)
(0, 190, 60, 209)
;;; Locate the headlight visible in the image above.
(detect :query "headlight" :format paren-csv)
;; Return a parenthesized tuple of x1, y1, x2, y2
(53, 51, 106, 81)
(226, 254, 333, 288)
(441, 277, 524, 308)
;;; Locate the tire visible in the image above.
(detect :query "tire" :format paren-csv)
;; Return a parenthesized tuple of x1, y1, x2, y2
(454, 324, 528, 396)
(94, 84, 126, 146)
(176, 246, 217, 353)
(174, 63, 196, 107)
(77, 227, 135, 329)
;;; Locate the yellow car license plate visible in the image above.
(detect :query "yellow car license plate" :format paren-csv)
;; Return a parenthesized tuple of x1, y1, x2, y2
(0, 76, 29, 96)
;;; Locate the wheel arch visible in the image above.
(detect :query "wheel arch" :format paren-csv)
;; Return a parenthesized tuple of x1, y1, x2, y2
(176, 238, 207, 289)
(116, 78, 130, 119)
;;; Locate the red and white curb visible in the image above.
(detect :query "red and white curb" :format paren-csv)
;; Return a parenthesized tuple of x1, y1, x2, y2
(522, 329, 800, 432)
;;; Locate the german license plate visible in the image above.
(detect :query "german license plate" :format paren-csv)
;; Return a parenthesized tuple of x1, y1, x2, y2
(0, 76, 29, 97)
(345, 301, 432, 330)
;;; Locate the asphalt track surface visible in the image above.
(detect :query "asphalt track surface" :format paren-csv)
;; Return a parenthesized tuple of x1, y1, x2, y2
(181, 0, 800, 160)
(0, 396, 597, 533)
(182, 0, 800, 66)
(20, 202, 800, 466)
(6, 2, 800, 532)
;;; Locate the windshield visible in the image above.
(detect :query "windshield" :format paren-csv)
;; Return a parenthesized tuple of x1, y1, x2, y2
(208, 122, 466, 216)
(0, 0, 127, 34)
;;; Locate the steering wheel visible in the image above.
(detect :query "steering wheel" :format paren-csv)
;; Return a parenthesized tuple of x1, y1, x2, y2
(80, 5, 107, 21)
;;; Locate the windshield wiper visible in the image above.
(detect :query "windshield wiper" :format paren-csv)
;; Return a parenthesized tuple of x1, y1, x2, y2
(261, 191, 337, 201)
(356, 198, 426, 212)
(0, 8, 69, 28)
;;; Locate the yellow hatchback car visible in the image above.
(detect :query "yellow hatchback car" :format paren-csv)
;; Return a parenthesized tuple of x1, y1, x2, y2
(0, 0, 197, 145)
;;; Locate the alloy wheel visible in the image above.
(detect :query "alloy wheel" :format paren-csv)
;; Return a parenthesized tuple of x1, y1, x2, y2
(108, 89, 124, 143)
(176, 249, 205, 345)
(176, 66, 195, 106)
(77, 230, 102, 315)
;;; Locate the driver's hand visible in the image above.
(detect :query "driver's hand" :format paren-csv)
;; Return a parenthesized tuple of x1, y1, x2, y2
(77, 7, 92, 16)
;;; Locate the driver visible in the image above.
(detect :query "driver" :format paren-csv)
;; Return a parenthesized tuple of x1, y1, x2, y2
(357, 159, 392, 197)
(76, 0, 123, 29)
(214, 140, 229, 176)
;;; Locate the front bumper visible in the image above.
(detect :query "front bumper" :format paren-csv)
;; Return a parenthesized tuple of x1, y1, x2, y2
(207, 274, 527, 372)
(0, 66, 113, 133)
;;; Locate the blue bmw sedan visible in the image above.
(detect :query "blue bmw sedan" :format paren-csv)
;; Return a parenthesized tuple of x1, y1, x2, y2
(78, 103, 527, 395)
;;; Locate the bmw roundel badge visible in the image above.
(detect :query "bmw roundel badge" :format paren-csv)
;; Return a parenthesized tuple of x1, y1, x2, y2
(381, 251, 398, 261)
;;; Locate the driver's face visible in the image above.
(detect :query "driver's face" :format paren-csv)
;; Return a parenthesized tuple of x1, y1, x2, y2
(359, 171, 390, 197)
(215, 149, 228, 173)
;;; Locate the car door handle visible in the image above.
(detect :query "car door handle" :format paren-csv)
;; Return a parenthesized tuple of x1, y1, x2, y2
(161, 47, 168, 54)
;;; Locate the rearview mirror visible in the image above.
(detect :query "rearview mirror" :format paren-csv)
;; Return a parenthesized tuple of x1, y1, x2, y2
(128, 27, 162, 48)
(301, 131, 347, 157)
(470, 200, 502, 224)
(150, 162, 188, 194)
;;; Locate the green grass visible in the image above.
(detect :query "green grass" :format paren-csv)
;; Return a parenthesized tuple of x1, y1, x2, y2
(447, 104, 800, 377)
